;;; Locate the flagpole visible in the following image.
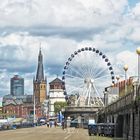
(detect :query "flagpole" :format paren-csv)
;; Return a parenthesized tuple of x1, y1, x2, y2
(33, 94, 36, 125)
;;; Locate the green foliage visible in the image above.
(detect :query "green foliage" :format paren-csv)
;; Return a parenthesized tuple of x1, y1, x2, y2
(54, 101, 67, 114)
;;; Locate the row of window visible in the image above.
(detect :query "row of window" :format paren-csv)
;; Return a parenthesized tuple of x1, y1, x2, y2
(50, 85, 63, 89)
(34, 85, 46, 89)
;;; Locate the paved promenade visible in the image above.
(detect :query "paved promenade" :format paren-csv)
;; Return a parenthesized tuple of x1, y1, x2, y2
(0, 126, 112, 140)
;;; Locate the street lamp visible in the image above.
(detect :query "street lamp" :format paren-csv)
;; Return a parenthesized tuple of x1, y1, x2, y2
(103, 91, 108, 107)
(136, 47, 140, 83)
(116, 75, 120, 82)
(123, 64, 128, 95)
(116, 75, 120, 97)
(33, 94, 36, 125)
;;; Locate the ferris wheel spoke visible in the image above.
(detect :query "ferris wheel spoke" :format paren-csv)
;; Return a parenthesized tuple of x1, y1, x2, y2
(67, 66, 84, 78)
(94, 67, 110, 79)
(77, 63, 90, 78)
(84, 52, 97, 78)
(90, 53, 102, 76)
(92, 84, 104, 105)
(90, 63, 97, 78)
(92, 84, 101, 97)
(71, 53, 87, 75)
(92, 82, 104, 97)
(66, 83, 84, 89)
(65, 82, 84, 89)
(66, 86, 83, 93)
(94, 77, 112, 88)
(87, 87, 91, 105)
(84, 88, 89, 99)
(75, 52, 94, 78)
(69, 63, 88, 79)
(65, 77, 84, 84)
(94, 74, 112, 81)
(65, 74, 84, 80)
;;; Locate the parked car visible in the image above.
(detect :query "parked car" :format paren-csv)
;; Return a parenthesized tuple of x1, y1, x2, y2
(103, 123, 115, 137)
(98, 123, 105, 136)
(70, 119, 78, 128)
(88, 124, 98, 136)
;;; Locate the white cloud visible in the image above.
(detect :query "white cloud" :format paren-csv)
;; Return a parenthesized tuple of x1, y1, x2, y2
(0, 0, 140, 97)
(0, 0, 128, 27)
(0, 32, 48, 62)
(131, 2, 140, 16)
(128, 27, 140, 42)
(114, 50, 138, 78)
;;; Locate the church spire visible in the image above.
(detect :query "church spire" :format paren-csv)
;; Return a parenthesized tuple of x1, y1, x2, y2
(36, 48, 44, 82)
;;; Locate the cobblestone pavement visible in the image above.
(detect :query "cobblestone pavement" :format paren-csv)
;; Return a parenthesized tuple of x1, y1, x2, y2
(0, 126, 113, 140)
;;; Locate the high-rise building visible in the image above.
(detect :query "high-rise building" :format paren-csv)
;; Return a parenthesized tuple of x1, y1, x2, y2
(10, 75, 24, 96)
(33, 48, 47, 103)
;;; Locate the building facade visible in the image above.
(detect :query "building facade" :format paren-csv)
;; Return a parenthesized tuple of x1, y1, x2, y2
(49, 78, 65, 116)
(104, 78, 133, 106)
(33, 48, 47, 104)
(10, 75, 24, 96)
(2, 99, 43, 120)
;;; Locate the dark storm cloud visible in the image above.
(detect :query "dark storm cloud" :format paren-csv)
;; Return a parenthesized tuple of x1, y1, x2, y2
(28, 26, 104, 41)
(0, 60, 35, 73)
(45, 64, 64, 76)
(0, 26, 103, 41)
(0, 26, 27, 36)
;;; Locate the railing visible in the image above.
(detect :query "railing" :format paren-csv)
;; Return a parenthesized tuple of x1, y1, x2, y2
(105, 87, 138, 114)
(64, 106, 100, 112)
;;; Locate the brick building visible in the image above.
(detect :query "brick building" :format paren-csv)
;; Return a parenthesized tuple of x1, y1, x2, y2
(2, 99, 43, 119)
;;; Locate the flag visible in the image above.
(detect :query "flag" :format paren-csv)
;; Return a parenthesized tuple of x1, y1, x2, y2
(58, 111, 64, 123)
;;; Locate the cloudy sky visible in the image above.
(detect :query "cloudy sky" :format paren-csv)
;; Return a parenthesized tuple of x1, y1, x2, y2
(0, 0, 140, 97)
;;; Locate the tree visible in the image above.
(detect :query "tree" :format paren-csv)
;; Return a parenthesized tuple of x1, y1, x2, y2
(54, 102, 67, 114)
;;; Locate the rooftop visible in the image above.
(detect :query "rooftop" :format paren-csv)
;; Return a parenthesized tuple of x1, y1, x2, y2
(49, 78, 63, 84)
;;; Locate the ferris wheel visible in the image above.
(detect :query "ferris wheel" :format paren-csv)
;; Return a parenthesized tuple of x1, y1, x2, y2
(62, 47, 115, 107)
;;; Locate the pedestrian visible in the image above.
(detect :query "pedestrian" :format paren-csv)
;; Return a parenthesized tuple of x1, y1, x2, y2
(54, 121, 57, 127)
(49, 121, 52, 128)
(62, 121, 64, 130)
(47, 122, 49, 128)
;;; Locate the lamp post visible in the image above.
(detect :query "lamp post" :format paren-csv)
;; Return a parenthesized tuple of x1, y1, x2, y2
(136, 47, 140, 83)
(116, 75, 120, 97)
(123, 64, 128, 95)
(116, 75, 120, 88)
(103, 91, 107, 107)
(33, 94, 36, 125)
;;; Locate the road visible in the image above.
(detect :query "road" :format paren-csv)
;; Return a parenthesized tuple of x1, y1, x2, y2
(0, 126, 113, 140)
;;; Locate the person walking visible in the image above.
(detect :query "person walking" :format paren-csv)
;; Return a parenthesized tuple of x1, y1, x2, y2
(49, 121, 52, 128)
(54, 121, 57, 127)
(47, 121, 49, 128)
(62, 120, 65, 130)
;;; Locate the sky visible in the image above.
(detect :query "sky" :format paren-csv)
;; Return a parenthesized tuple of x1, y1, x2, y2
(0, 0, 140, 97)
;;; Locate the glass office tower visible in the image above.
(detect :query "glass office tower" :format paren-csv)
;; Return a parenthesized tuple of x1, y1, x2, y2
(10, 75, 24, 96)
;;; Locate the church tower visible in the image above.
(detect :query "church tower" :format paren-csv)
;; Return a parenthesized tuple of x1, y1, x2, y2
(33, 48, 47, 103)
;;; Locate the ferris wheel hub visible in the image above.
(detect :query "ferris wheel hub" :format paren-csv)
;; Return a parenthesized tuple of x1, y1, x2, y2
(84, 78, 94, 84)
